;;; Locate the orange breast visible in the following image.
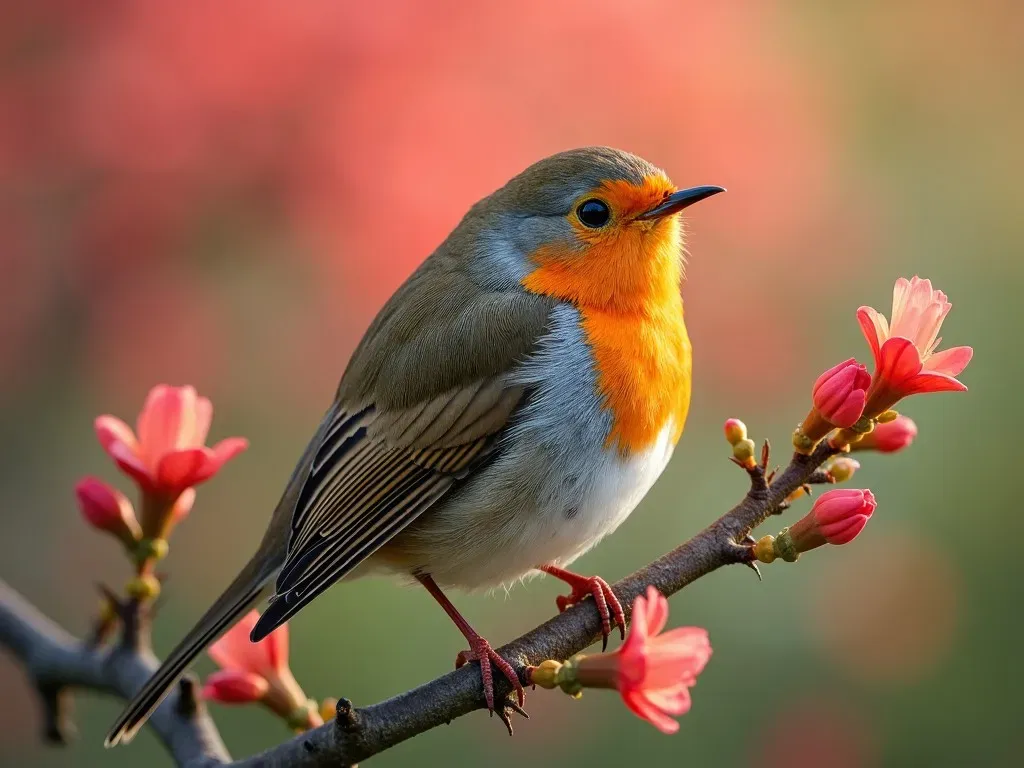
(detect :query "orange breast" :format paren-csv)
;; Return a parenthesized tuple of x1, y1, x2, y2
(579, 303, 691, 454)
(522, 178, 692, 455)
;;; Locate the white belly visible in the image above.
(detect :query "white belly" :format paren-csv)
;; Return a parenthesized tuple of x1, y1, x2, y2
(381, 304, 683, 589)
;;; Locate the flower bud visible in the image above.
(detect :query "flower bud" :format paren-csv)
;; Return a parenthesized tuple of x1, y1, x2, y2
(732, 438, 757, 468)
(75, 477, 142, 548)
(791, 488, 877, 549)
(849, 415, 918, 454)
(812, 359, 871, 428)
(723, 418, 748, 445)
(826, 457, 861, 483)
(125, 574, 162, 601)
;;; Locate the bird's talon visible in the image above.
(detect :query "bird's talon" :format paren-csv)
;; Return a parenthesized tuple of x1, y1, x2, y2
(458, 636, 526, 712)
(543, 567, 626, 649)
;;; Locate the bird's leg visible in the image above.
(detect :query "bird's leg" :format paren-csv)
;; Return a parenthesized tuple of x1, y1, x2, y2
(538, 564, 626, 651)
(416, 574, 525, 712)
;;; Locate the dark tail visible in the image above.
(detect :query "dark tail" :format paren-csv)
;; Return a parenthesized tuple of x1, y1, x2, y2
(104, 553, 279, 746)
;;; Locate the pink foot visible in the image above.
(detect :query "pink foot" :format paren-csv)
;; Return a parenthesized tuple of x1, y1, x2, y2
(456, 635, 526, 712)
(540, 565, 626, 650)
(417, 573, 525, 714)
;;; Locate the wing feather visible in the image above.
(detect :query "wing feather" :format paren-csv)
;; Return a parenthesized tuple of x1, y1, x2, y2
(251, 378, 517, 641)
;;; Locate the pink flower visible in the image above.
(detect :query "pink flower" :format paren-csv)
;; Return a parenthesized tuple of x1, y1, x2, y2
(789, 489, 877, 551)
(812, 359, 870, 428)
(94, 384, 248, 499)
(858, 277, 973, 415)
(542, 587, 711, 734)
(74, 477, 141, 547)
(204, 611, 321, 730)
(615, 587, 711, 733)
(851, 415, 918, 454)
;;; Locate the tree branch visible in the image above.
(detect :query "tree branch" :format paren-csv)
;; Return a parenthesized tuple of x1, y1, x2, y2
(0, 441, 836, 766)
(232, 441, 837, 767)
(0, 580, 231, 766)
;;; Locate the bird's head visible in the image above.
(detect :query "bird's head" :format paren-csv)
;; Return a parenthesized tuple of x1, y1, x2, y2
(458, 147, 723, 312)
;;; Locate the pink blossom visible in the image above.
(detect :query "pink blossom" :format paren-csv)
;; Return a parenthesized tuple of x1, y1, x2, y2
(95, 384, 247, 499)
(559, 586, 711, 734)
(203, 611, 321, 730)
(858, 277, 973, 414)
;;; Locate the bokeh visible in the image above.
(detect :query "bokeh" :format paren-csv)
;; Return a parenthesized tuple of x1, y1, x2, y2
(1, 1, 1020, 766)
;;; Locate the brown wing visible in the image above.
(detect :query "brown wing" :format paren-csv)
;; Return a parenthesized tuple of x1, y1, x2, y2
(251, 259, 554, 640)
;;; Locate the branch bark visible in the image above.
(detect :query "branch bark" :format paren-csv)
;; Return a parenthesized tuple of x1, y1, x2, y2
(233, 441, 837, 767)
(0, 581, 231, 766)
(0, 441, 836, 767)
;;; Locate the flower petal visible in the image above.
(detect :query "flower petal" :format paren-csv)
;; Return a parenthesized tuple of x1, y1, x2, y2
(901, 372, 968, 396)
(856, 307, 887, 365)
(621, 591, 652, 660)
(109, 441, 156, 491)
(876, 337, 924, 389)
(137, 385, 192, 467)
(922, 345, 973, 377)
(211, 437, 249, 468)
(209, 611, 274, 674)
(622, 690, 680, 734)
(202, 670, 269, 704)
(192, 395, 214, 446)
(155, 448, 212, 494)
(95, 415, 140, 457)
(643, 586, 669, 637)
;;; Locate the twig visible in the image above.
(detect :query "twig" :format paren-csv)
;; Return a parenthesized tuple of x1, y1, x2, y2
(0, 580, 231, 766)
(230, 441, 838, 767)
(0, 441, 835, 766)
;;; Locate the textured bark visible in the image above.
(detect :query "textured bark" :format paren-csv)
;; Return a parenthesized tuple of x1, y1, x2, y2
(0, 441, 836, 766)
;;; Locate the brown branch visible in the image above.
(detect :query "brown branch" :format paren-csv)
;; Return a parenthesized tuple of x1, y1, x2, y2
(231, 441, 837, 767)
(0, 441, 835, 766)
(0, 580, 231, 766)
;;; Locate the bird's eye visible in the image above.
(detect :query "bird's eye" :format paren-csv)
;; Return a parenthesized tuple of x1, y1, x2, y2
(576, 199, 611, 228)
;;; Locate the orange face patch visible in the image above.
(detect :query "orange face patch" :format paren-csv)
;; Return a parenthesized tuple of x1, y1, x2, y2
(521, 175, 692, 455)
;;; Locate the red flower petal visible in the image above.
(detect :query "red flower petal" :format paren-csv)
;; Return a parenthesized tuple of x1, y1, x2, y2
(137, 384, 194, 466)
(902, 372, 968, 396)
(876, 337, 924, 390)
(109, 441, 156, 492)
(202, 670, 269, 704)
(155, 447, 212, 494)
(856, 307, 886, 366)
(95, 415, 140, 457)
(209, 610, 287, 677)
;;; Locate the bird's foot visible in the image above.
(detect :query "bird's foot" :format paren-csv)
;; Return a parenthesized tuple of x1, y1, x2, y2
(540, 565, 626, 650)
(456, 635, 526, 713)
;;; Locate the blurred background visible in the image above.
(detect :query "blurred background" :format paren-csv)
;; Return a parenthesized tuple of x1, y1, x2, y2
(0, 1, 1019, 766)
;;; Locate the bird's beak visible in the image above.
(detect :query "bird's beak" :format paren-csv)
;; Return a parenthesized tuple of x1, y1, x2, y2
(637, 185, 726, 220)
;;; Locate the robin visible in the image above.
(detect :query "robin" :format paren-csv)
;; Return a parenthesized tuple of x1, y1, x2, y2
(106, 146, 723, 745)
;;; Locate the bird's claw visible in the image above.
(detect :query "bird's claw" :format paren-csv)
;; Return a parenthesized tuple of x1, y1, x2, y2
(456, 637, 526, 712)
(554, 574, 626, 651)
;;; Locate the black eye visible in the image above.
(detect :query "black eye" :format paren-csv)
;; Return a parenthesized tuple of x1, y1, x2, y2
(576, 199, 610, 228)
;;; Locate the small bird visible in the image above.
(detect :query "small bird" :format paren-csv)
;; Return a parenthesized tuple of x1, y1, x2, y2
(105, 147, 723, 745)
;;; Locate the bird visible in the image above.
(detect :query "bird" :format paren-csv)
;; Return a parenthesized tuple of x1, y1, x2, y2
(105, 146, 723, 746)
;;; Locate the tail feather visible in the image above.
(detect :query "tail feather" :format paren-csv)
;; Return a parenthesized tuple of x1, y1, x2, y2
(104, 555, 278, 747)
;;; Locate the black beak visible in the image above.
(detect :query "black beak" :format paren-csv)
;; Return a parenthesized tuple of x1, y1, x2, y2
(637, 185, 726, 220)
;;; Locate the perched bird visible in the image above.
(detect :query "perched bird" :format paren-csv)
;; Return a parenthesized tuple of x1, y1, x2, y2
(105, 147, 723, 745)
